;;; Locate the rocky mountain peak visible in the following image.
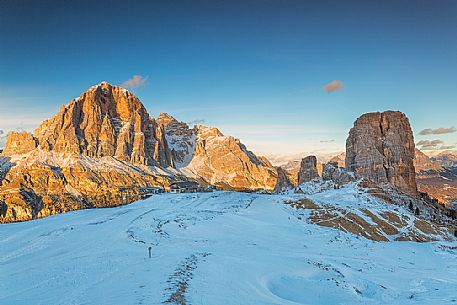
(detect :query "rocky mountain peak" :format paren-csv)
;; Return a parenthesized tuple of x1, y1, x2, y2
(156, 112, 178, 127)
(5, 82, 172, 167)
(345, 110, 417, 195)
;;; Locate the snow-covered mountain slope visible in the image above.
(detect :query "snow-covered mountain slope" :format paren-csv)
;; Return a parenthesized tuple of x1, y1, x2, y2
(293, 182, 454, 242)
(1, 190, 456, 305)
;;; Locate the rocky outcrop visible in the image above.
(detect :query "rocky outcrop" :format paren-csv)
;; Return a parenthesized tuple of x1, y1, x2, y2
(33, 82, 172, 167)
(345, 111, 417, 196)
(2, 132, 37, 155)
(322, 161, 354, 185)
(298, 156, 320, 184)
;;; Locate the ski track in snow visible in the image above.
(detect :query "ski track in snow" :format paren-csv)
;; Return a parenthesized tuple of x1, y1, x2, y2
(0, 191, 456, 305)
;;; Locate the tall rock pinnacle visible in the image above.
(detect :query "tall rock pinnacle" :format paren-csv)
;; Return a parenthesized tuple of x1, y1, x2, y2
(345, 111, 417, 195)
(298, 155, 320, 184)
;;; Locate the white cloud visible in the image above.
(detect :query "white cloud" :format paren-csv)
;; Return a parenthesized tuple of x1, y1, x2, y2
(440, 145, 456, 150)
(323, 80, 343, 93)
(416, 139, 455, 150)
(121, 75, 147, 89)
(419, 127, 456, 135)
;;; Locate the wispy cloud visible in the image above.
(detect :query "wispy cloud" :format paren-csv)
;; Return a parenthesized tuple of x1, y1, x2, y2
(121, 75, 147, 89)
(419, 126, 456, 135)
(323, 80, 343, 93)
(417, 139, 443, 148)
(440, 145, 456, 150)
(320, 139, 335, 143)
(188, 119, 206, 125)
(416, 139, 455, 150)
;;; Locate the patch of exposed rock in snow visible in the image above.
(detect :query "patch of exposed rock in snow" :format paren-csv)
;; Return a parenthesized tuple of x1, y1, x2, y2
(290, 181, 455, 242)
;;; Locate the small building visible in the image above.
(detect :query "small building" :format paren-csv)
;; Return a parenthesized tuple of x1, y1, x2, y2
(169, 181, 201, 193)
(144, 187, 165, 194)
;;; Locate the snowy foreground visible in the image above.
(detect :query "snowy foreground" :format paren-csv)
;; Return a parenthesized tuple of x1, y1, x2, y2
(1, 190, 457, 305)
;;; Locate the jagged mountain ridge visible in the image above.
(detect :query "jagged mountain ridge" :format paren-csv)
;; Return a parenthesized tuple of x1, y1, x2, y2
(0, 82, 278, 222)
(156, 114, 278, 190)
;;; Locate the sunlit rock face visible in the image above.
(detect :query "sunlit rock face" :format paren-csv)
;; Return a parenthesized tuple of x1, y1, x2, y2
(34, 82, 173, 167)
(0, 82, 280, 222)
(0, 82, 175, 223)
(155, 112, 278, 191)
(298, 156, 320, 184)
(179, 125, 278, 191)
(345, 111, 417, 196)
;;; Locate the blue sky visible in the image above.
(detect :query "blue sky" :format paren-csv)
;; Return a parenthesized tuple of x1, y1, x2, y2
(0, 0, 456, 157)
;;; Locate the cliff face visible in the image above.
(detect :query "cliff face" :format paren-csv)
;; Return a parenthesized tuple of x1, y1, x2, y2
(34, 82, 172, 167)
(345, 111, 417, 196)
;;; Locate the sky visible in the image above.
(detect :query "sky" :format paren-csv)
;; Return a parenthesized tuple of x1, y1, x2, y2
(0, 0, 456, 159)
